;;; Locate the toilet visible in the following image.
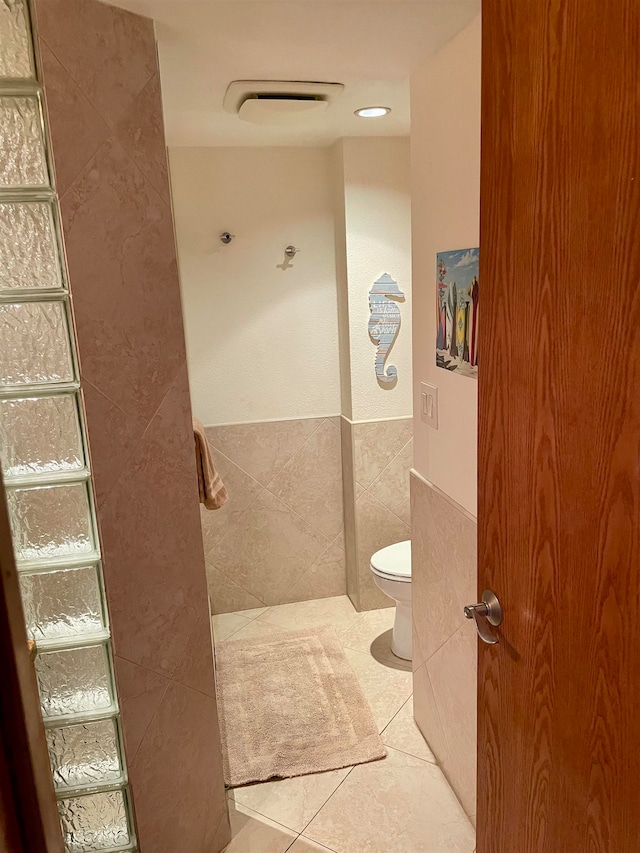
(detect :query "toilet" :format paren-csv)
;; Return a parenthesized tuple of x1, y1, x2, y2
(370, 540, 412, 660)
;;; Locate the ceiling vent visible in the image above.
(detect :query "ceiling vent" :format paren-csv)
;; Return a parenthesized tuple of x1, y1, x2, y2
(223, 80, 344, 126)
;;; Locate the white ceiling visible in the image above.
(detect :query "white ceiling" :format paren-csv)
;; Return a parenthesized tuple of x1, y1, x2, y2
(109, 0, 480, 147)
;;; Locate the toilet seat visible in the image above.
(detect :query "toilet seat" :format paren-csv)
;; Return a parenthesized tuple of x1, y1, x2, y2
(370, 540, 411, 583)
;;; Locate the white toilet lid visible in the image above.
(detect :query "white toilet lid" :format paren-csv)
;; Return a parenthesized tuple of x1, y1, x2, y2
(370, 540, 411, 580)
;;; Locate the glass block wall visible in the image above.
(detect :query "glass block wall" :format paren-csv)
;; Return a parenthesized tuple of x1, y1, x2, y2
(0, 1, 136, 850)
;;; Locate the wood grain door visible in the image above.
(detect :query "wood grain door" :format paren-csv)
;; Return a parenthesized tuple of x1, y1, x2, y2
(478, 1, 640, 851)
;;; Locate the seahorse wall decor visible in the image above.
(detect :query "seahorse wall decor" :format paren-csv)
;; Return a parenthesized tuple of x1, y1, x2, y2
(368, 273, 406, 387)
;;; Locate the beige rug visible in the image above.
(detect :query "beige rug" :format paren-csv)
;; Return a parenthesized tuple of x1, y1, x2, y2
(215, 626, 386, 787)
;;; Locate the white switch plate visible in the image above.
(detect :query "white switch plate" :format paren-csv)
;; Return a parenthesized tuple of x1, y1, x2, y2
(421, 382, 438, 429)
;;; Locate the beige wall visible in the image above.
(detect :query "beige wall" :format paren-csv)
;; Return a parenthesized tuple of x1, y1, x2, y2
(411, 16, 480, 517)
(333, 137, 413, 422)
(202, 417, 346, 613)
(169, 146, 341, 426)
(172, 140, 413, 614)
(410, 13, 481, 825)
(343, 417, 413, 611)
(34, 0, 230, 848)
(332, 138, 413, 610)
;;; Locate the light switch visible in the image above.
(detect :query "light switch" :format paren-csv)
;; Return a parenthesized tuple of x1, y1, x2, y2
(421, 382, 438, 429)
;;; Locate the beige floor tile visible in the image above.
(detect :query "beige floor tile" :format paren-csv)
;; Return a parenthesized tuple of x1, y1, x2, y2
(340, 608, 395, 657)
(223, 619, 288, 642)
(234, 606, 269, 620)
(231, 767, 352, 833)
(224, 801, 297, 852)
(288, 838, 337, 852)
(304, 747, 476, 853)
(343, 648, 412, 732)
(212, 613, 253, 642)
(381, 697, 436, 763)
(258, 596, 364, 635)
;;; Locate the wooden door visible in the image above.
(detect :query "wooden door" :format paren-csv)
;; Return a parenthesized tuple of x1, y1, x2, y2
(478, 1, 640, 851)
(0, 471, 63, 853)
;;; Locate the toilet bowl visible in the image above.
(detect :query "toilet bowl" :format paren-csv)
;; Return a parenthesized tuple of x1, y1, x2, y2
(370, 540, 412, 660)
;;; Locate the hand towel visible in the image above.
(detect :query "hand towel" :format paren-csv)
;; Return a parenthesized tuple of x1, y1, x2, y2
(193, 417, 228, 510)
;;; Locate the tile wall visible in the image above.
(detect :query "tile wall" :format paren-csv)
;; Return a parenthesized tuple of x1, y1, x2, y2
(32, 0, 230, 849)
(410, 471, 477, 824)
(342, 417, 413, 611)
(202, 417, 346, 614)
(203, 415, 413, 615)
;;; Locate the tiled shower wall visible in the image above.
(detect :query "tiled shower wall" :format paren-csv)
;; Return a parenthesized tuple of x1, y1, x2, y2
(202, 417, 346, 614)
(32, 0, 230, 849)
(342, 417, 413, 611)
(411, 471, 477, 824)
(202, 415, 413, 615)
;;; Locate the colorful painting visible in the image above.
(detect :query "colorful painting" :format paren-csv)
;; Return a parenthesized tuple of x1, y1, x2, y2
(436, 248, 478, 378)
(369, 273, 405, 387)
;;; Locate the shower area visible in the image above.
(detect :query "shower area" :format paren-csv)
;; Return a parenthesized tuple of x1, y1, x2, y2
(0, 0, 229, 850)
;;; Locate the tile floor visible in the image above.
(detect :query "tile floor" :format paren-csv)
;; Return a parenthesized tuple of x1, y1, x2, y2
(213, 595, 476, 853)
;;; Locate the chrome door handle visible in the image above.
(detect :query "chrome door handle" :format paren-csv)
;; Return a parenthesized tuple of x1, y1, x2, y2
(464, 590, 502, 644)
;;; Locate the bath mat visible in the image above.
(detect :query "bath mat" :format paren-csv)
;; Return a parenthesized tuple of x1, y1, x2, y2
(215, 626, 386, 787)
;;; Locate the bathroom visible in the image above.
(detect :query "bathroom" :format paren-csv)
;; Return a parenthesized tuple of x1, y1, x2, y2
(1, 0, 478, 851)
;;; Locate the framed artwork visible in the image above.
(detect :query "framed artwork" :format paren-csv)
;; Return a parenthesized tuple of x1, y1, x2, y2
(436, 248, 478, 378)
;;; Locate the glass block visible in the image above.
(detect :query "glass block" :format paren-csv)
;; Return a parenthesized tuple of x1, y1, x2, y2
(0, 202, 62, 290)
(35, 644, 112, 717)
(0, 95, 47, 187)
(0, 301, 74, 387)
(0, 395, 84, 477)
(47, 719, 121, 789)
(0, 0, 32, 79)
(7, 482, 94, 562)
(58, 790, 130, 852)
(20, 566, 103, 641)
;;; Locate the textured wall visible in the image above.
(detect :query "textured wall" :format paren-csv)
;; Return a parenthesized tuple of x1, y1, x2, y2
(410, 16, 480, 516)
(333, 138, 413, 422)
(202, 417, 345, 613)
(169, 146, 341, 426)
(33, 1, 230, 849)
(411, 473, 476, 823)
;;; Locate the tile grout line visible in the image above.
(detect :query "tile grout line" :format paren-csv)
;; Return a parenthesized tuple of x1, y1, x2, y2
(207, 417, 329, 491)
(281, 528, 349, 603)
(353, 428, 413, 492)
(255, 598, 368, 632)
(356, 485, 411, 533)
(296, 764, 358, 841)
(209, 420, 341, 542)
(206, 439, 262, 493)
(207, 477, 334, 583)
(367, 434, 414, 495)
(380, 691, 412, 737)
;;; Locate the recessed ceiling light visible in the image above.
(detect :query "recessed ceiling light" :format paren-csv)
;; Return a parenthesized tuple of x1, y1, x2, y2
(355, 106, 391, 118)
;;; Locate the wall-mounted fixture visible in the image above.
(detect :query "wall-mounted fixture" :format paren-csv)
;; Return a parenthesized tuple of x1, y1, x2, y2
(284, 245, 301, 258)
(355, 106, 391, 118)
(220, 232, 235, 244)
(224, 81, 344, 126)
